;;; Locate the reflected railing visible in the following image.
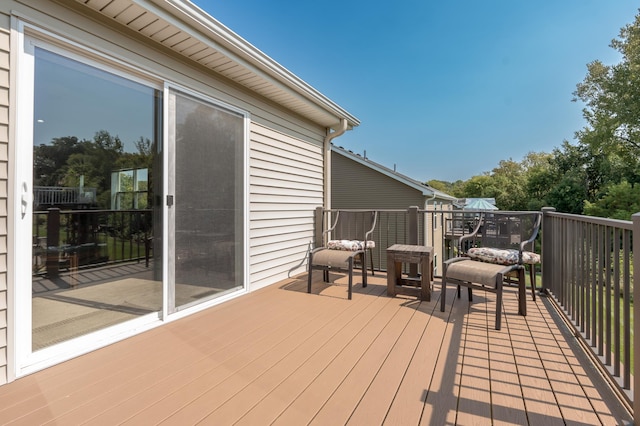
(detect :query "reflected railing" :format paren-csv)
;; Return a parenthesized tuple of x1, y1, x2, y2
(33, 208, 153, 277)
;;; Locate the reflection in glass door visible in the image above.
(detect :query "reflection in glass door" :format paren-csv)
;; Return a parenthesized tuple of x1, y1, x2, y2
(29, 46, 163, 352)
(168, 89, 245, 312)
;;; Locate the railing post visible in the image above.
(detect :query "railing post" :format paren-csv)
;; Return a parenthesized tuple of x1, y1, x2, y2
(541, 207, 555, 295)
(314, 206, 324, 249)
(632, 212, 640, 425)
(408, 206, 419, 245)
(46, 208, 60, 278)
(408, 206, 419, 277)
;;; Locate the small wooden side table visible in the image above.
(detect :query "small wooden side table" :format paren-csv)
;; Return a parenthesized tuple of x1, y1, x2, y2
(387, 244, 434, 301)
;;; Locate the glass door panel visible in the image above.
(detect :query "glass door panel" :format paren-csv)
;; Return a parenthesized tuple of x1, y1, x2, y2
(168, 90, 244, 312)
(30, 47, 163, 351)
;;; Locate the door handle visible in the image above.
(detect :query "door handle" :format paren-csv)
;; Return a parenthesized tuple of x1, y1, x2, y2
(21, 182, 28, 218)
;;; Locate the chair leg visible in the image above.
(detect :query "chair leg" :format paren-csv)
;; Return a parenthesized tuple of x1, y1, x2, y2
(519, 267, 527, 316)
(362, 251, 367, 288)
(307, 253, 313, 294)
(495, 273, 503, 330)
(529, 263, 537, 301)
(347, 257, 353, 300)
(362, 255, 367, 287)
(368, 248, 375, 276)
(440, 266, 447, 312)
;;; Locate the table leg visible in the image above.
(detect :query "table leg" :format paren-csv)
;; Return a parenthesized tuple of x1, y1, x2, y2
(387, 253, 396, 297)
(420, 255, 431, 301)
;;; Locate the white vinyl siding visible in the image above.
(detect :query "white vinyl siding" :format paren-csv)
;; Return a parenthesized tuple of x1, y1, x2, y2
(249, 122, 323, 289)
(0, 26, 8, 385)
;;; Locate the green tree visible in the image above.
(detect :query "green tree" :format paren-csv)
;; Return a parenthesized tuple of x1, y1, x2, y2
(573, 10, 640, 161)
(459, 174, 500, 200)
(522, 152, 553, 211)
(490, 159, 527, 211)
(33, 136, 85, 187)
(584, 180, 640, 220)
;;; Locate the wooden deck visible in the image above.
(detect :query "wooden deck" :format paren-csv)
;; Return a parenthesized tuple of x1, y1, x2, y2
(0, 272, 632, 425)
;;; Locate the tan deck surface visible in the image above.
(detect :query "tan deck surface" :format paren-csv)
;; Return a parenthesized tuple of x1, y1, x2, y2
(0, 272, 632, 425)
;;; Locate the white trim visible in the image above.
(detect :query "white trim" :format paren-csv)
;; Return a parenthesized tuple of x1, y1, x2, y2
(12, 18, 35, 377)
(18, 20, 164, 91)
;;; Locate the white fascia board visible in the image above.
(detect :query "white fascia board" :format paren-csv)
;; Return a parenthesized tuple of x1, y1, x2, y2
(142, 0, 360, 129)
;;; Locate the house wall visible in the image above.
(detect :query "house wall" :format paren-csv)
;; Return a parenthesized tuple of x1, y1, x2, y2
(332, 151, 452, 274)
(332, 152, 424, 209)
(0, 0, 327, 384)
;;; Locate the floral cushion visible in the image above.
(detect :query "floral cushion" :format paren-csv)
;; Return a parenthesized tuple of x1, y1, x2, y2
(467, 247, 540, 265)
(327, 240, 375, 251)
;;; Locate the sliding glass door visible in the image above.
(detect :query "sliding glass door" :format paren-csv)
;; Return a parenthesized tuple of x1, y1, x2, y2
(167, 89, 245, 313)
(16, 31, 246, 374)
(28, 45, 164, 354)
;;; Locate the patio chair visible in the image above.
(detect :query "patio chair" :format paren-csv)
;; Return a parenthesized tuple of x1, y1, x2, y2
(308, 209, 377, 300)
(440, 211, 542, 329)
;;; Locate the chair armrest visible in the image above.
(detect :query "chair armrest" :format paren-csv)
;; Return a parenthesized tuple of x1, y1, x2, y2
(364, 211, 378, 242)
(458, 213, 484, 254)
(519, 212, 542, 252)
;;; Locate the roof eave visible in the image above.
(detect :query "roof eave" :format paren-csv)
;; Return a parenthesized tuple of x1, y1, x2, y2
(145, 0, 360, 129)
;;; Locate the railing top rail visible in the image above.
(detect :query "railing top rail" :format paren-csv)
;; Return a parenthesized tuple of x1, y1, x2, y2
(322, 208, 412, 214)
(444, 210, 542, 215)
(544, 210, 633, 230)
(33, 208, 153, 214)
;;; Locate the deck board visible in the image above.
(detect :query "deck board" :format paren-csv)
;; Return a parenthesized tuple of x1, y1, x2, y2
(0, 272, 632, 425)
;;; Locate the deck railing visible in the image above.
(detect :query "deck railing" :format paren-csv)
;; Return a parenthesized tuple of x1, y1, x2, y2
(541, 207, 636, 411)
(315, 206, 636, 415)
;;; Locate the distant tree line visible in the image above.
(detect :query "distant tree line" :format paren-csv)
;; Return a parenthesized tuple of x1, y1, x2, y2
(34, 130, 153, 209)
(428, 9, 640, 220)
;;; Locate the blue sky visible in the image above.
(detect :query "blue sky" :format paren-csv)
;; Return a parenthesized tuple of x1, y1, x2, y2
(199, 1, 638, 182)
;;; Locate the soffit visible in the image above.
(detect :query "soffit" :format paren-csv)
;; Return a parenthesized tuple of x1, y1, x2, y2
(74, 0, 359, 130)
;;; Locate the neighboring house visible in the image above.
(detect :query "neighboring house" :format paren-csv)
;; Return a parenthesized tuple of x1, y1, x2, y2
(331, 145, 457, 274)
(460, 198, 498, 210)
(0, 0, 358, 385)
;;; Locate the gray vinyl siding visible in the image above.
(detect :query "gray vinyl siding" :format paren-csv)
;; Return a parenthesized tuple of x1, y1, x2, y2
(331, 151, 452, 275)
(0, 24, 8, 386)
(332, 152, 424, 209)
